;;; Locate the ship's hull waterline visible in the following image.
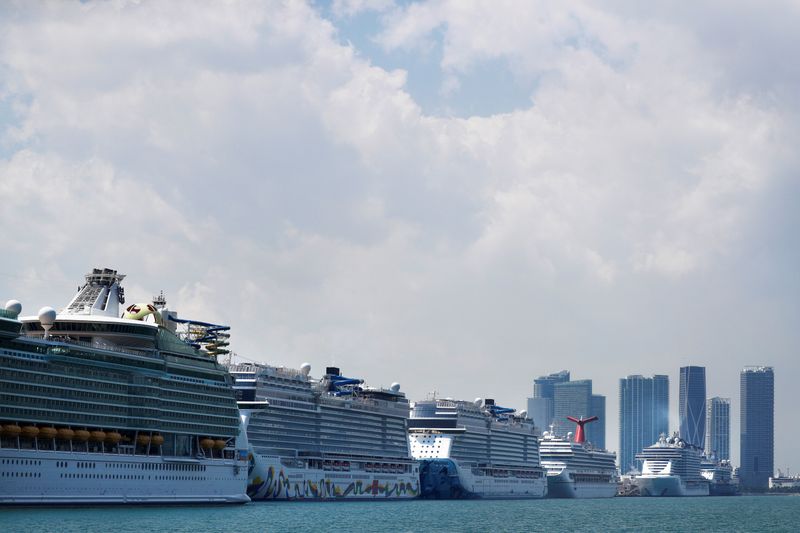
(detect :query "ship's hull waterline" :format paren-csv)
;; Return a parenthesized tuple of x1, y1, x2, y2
(418, 458, 547, 499)
(545, 470, 618, 499)
(636, 475, 710, 497)
(0, 448, 249, 505)
(247, 453, 419, 500)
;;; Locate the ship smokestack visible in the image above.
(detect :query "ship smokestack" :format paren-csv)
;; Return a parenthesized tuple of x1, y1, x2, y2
(566, 415, 599, 444)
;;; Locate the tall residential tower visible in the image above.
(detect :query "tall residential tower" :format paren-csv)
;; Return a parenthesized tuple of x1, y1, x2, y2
(739, 367, 774, 491)
(705, 397, 730, 461)
(679, 366, 706, 448)
(618, 374, 669, 472)
(526, 370, 570, 431)
(553, 379, 605, 449)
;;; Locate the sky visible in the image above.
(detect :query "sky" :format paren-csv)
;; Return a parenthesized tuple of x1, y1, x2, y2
(1, 0, 798, 473)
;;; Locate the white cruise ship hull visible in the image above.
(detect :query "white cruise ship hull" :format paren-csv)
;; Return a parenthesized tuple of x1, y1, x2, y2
(0, 448, 249, 505)
(454, 462, 548, 499)
(636, 475, 709, 497)
(546, 470, 617, 499)
(248, 453, 419, 500)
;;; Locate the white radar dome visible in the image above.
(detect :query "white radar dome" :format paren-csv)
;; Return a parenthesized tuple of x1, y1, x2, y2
(300, 363, 312, 376)
(390, 382, 401, 392)
(474, 397, 483, 407)
(38, 307, 57, 326)
(5, 300, 22, 315)
(519, 410, 528, 419)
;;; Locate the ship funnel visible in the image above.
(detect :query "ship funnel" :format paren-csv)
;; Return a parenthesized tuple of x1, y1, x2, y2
(566, 415, 599, 444)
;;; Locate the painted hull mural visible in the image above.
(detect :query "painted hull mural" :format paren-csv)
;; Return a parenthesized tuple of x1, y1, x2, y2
(247, 453, 419, 500)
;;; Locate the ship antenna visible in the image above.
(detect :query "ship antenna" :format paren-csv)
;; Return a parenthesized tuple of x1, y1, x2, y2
(566, 415, 599, 444)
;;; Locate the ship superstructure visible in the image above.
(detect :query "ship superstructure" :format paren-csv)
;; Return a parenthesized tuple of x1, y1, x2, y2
(634, 432, 709, 496)
(539, 416, 618, 498)
(407, 398, 547, 499)
(227, 362, 419, 500)
(0, 268, 249, 504)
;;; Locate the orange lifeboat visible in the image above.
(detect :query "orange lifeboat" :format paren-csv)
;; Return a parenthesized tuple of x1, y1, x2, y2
(73, 429, 90, 442)
(136, 435, 151, 446)
(57, 428, 75, 440)
(200, 438, 215, 450)
(2, 424, 22, 437)
(105, 431, 122, 444)
(213, 439, 227, 450)
(39, 427, 57, 439)
(89, 430, 106, 442)
(150, 434, 164, 446)
(21, 425, 40, 438)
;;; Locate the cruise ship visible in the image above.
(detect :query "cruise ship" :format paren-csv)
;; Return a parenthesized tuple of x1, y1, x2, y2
(634, 433, 709, 496)
(228, 362, 419, 500)
(700, 458, 737, 496)
(539, 416, 619, 498)
(407, 398, 547, 499)
(0, 268, 249, 504)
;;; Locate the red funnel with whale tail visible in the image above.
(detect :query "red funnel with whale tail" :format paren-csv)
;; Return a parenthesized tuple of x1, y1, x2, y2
(566, 415, 599, 444)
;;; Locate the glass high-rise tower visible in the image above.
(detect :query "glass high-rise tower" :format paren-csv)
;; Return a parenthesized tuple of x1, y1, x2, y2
(553, 379, 605, 449)
(679, 366, 706, 448)
(740, 366, 774, 490)
(526, 370, 570, 431)
(618, 374, 669, 472)
(705, 397, 730, 461)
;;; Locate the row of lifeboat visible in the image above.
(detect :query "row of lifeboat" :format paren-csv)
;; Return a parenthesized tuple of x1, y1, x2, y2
(0, 424, 160, 446)
(200, 438, 228, 451)
(2, 424, 227, 451)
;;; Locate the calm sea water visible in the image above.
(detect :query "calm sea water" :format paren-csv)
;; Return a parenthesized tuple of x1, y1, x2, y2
(2, 496, 798, 532)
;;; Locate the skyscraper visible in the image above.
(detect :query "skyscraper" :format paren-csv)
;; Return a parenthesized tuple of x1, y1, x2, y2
(618, 374, 669, 472)
(552, 380, 605, 448)
(679, 366, 706, 448)
(590, 394, 606, 449)
(740, 367, 774, 491)
(526, 370, 570, 431)
(705, 397, 730, 461)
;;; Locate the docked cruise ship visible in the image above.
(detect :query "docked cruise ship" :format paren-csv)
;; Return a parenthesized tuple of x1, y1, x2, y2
(701, 458, 737, 496)
(0, 268, 249, 504)
(539, 416, 618, 498)
(228, 362, 419, 500)
(407, 398, 547, 499)
(634, 433, 709, 497)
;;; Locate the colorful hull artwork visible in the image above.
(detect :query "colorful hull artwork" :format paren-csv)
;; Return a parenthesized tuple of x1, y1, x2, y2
(247, 453, 419, 500)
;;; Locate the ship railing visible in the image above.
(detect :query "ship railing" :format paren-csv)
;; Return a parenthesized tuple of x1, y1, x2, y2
(0, 308, 20, 320)
(21, 335, 159, 359)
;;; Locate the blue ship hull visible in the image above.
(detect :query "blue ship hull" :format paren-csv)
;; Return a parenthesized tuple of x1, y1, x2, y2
(418, 459, 476, 499)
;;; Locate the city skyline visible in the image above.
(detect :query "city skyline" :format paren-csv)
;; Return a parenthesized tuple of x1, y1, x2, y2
(0, 1, 797, 475)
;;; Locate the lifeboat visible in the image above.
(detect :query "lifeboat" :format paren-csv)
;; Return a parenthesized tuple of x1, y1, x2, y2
(39, 427, 57, 439)
(2, 424, 22, 437)
(105, 431, 122, 444)
(89, 430, 106, 442)
(200, 438, 215, 450)
(21, 425, 40, 438)
(136, 435, 151, 446)
(73, 429, 90, 442)
(57, 428, 75, 440)
(150, 434, 164, 446)
(213, 439, 227, 450)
